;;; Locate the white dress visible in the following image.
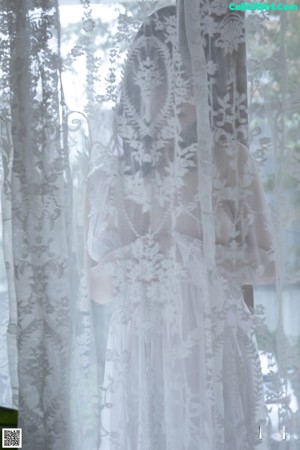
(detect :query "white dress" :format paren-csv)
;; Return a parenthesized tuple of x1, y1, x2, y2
(87, 144, 273, 450)
(98, 233, 266, 450)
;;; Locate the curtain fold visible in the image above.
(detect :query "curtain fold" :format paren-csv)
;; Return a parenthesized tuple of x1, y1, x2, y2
(2, 1, 73, 448)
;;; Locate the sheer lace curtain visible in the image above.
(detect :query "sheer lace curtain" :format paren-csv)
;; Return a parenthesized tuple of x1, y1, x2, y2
(0, 1, 299, 449)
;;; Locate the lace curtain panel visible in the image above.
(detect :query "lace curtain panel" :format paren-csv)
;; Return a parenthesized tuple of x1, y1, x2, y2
(0, 1, 300, 449)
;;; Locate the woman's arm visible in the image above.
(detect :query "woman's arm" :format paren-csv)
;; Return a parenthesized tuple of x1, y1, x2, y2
(85, 165, 122, 304)
(214, 143, 275, 284)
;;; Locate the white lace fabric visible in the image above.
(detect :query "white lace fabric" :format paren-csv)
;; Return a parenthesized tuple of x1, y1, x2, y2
(86, 3, 275, 449)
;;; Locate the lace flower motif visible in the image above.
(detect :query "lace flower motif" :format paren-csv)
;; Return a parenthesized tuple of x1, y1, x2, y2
(215, 16, 245, 55)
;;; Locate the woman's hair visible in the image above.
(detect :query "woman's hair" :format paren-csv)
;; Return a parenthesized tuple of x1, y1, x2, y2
(115, 6, 178, 176)
(115, 5, 249, 175)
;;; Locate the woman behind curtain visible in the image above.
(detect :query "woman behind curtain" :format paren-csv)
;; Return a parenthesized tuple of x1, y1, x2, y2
(86, 2, 275, 449)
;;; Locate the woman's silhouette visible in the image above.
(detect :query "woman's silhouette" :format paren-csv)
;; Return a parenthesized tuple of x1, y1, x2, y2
(87, 4, 275, 449)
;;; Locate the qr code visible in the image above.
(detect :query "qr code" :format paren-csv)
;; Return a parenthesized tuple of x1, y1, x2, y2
(2, 428, 22, 448)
